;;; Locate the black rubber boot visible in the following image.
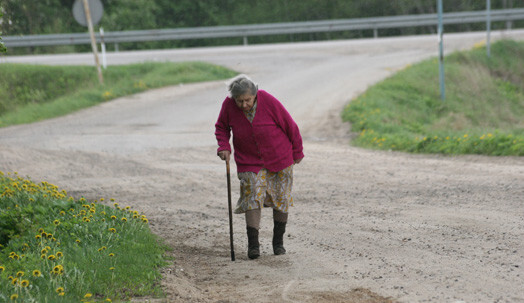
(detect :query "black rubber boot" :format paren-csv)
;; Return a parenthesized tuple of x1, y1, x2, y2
(272, 221, 287, 255)
(247, 227, 260, 259)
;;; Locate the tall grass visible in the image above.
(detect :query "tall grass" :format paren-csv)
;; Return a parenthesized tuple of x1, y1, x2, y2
(0, 61, 237, 127)
(0, 171, 168, 302)
(342, 40, 524, 156)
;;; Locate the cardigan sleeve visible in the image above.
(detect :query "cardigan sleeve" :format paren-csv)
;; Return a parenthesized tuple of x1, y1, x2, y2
(215, 98, 232, 154)
(265, 92, 304, 161)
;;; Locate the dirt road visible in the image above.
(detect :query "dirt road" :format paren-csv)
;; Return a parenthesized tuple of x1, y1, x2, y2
(1, 31, 524, 302)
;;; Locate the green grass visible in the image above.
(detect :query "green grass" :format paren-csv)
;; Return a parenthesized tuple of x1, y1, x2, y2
(0, 171, 168, 302)
(342, 39, 524, 156)
(0, 61, 237, 127)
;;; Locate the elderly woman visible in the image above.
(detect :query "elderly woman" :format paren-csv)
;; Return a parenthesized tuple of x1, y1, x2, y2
(215, 75, 304, 260)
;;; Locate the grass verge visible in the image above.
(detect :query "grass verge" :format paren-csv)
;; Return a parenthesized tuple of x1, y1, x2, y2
(0, 61, 237, 127)
(342, 39, 524, 156)
(0, 171, 168, 302)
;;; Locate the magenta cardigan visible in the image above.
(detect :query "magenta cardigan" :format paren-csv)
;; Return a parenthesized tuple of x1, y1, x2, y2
(215, 90, 304, 173)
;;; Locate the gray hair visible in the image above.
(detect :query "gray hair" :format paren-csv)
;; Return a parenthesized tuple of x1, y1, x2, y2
(227, 74, 258, 99)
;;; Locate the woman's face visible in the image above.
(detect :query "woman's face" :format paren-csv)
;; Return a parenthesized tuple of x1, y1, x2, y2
(234, 93, 256, 112)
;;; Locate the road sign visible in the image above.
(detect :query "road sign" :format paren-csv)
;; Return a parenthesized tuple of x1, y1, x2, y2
(73, 0, 103, 27)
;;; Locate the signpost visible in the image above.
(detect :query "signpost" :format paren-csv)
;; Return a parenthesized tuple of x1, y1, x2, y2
(73, 0, 104, 84)
(487, 0, 491, 58)
(437, 0, 445, 101)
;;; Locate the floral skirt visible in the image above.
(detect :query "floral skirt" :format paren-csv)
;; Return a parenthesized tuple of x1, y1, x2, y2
(235, 165, 294, 214)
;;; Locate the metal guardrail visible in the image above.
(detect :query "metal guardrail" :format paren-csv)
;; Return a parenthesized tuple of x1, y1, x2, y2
(3, 8, 524, 48)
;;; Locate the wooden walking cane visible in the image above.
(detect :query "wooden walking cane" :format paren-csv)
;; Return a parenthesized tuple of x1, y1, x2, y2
(226, 159, 235, 261)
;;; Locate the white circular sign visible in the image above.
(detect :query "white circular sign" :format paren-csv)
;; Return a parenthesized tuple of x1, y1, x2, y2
(72, 0, 104, 27)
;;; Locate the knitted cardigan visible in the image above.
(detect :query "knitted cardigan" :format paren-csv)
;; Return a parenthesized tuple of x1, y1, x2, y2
(215, 90, 304, 173)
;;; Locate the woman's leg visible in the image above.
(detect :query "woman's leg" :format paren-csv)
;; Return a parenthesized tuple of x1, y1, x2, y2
(272, 208, 288, 255)
(245, 208, 261, 259)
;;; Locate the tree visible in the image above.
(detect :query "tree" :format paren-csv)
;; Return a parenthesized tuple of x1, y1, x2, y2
(0, 13, 6, 53)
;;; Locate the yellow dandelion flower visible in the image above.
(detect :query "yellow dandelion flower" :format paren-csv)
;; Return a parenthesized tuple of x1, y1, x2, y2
(133, 215, 139, 219)
(84, 293, 93, 298)
(10, 294, 18, 300)
(108, 228, 116, 233)
(11, 278, 18, 285)
(20, 280, 30, 287)
(106, 298, 112, 302)
(41, 254, 46, 259)
(113, 203, 119, 207)
(52, 265, 64, 275)
(32, 270, 42, 277)
(121, 217, 127, 222)
(59, 211, 66, 216)
(41, 249, 47, 254)
(48, 255, 56, 260)
(0, 266, 5, 272)
(53, 220, 60, 226)
(111, 216, 117, 220)
(56, 287, 64, 293)
(75, 239, 81, 243)
(35, 235, 41, 240)
(142, 218, 149, 223)
(56, 252, 63, 258)
(125, 206, 131, 210)
(109, 267, 115, 271)
(59, 292, 65, 296)
(109, 253, 115, 257)
(38, 228, 44, 233)
(16, 271, 24, 277)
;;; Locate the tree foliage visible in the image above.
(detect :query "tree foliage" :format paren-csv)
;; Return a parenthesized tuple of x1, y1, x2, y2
(0, 0, 522, 54)
(0, 12, 6, 53)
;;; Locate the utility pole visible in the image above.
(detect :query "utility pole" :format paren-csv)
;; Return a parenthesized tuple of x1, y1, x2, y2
(437, 0, 445, 101)
(82, 0, 104, 84)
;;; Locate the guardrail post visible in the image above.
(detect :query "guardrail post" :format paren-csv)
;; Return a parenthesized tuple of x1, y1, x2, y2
(243, 36, 248, 46)
(373, 28, 378, 38)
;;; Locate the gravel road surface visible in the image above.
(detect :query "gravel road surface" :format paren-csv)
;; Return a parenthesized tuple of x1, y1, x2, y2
(1, 30, 524, 302)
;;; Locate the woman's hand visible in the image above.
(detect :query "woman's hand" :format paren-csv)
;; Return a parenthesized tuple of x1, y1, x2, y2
(294, 157, 303, 164)
(218, 150, 231, 162)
